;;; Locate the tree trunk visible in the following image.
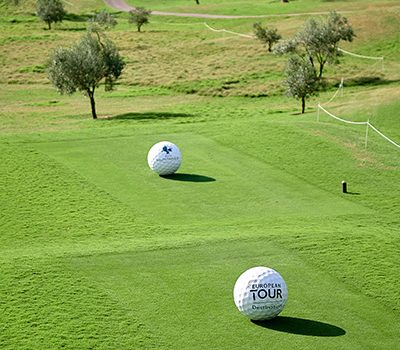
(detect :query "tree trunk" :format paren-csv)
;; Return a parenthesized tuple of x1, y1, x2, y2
(301, 96, 305, 114)
(195, 0, 200, 4)
(319, 63, 324, 79)
(137, 25, 141, 32)
(309, 56, 314, 69)
(47, 21, 51, 30)
(88, 89, 97, 119)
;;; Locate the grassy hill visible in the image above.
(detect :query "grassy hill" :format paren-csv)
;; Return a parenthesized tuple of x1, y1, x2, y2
(1, 1, 400, 349)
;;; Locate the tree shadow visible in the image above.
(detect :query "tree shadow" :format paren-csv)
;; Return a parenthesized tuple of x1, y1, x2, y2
(160, 173, 216, 182)
(59, 27, 87, 32)
(345, 191, 360, 195)
(103, 112, 195, 121)
(344, 76, 400, 88)
(251, 316, 346, 337)
(64, 13, 92, 22)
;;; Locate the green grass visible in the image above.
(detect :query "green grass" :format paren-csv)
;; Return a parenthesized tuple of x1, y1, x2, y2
(125, 0, 400, 16)
(1, 1, 400, 349)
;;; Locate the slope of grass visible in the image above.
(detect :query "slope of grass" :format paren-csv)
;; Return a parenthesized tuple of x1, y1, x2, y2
(125, 0, 400, 16)
(71, 238, 399, 350)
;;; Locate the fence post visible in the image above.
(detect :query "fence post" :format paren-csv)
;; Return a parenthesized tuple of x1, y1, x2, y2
(340, 78, 344, 97)
(365, 120, 370, 149)
(342, 181, 347, 193)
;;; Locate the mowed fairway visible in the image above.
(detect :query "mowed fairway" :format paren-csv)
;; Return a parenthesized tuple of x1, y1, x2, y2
(34, 131, 366, 225)
(1, 0, 400, 349)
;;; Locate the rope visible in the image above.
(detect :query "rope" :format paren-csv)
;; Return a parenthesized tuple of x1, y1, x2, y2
(324, 78, 344, 105)
(318, 104, 368, 125)
(203, 23, 255, 39)
(318, 104, 400, 149)
(62, 0, 74, 6)
(367, 123, 400, 149)
(338, 48, 384, 61)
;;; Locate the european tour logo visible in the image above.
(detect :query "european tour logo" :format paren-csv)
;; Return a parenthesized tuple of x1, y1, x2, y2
(249, 282, 283, 301)
(249, 282, 284, 311)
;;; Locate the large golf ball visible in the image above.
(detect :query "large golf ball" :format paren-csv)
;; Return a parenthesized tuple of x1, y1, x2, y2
(147, 141, 182, 175)
(233, 266, 288, 320)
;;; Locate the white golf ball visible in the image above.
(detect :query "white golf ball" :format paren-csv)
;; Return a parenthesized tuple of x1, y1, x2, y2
(147, 141, 182, 175)
(233, 266, 288, 320)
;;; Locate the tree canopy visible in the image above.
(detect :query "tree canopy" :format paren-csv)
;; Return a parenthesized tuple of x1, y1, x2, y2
(285, 56, 319, 114)
(253, 23, 281, 52)
(36, 0, 66, 30)
(274, 11, 355, 78)
(47, 29, 125, 119)
(88, 9, 117, 30)
(129, 7, 151, 32)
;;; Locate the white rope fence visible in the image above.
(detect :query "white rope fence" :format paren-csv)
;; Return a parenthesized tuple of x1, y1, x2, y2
(367, 123, 400, 149)
(142, 20, 396, 150)
(62, 0, 74, 6)
(203, 23, 255, 39)
(201, 24, 385, 71)
(317, 104, 367, 125)
(324, 77, 344, 105)
(338, 48, 385, 71)
(338, 48, 384, 61)
(317, 103, 400, 149)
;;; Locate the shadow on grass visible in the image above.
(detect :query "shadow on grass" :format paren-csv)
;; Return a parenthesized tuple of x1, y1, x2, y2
(104, 112, 195, 121)
(160, 173, 216, 182)
(64, 13, 92, 22)
(346, 191, 360, 195)
(343, 76, 400, 87)
(59, 27, 87, 32)
(251, 316, 346, 337)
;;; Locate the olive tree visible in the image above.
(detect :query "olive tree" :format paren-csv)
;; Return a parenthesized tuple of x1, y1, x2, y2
(253, 23, 281, 52)
(129, 7, 151, 32)
(0, 0, 21, 7)
(285, 56, 319, 114)
(36, 0, 66, 30)
(274, 11, 355, 79)
(47, 29, 125, 119)
(88, 9, 117, 30)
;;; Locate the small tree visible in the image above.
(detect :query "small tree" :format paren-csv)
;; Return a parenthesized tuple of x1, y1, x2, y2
(36, 0, 66, 30)
(88, 9, 117, 30)
(47, 29, 125, 119)
(274, 11, 355, 79)
(253, 23, 281, 52)
(285, 56, 319, 114)
(298, 12, 355, 78)
(129, 7, 151, 32)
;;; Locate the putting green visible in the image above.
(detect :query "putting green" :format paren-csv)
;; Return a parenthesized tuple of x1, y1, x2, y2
(34, 132, 368, 226)
(70, 238, 400, 349)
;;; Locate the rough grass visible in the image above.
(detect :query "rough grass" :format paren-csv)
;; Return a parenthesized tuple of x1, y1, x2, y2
(125, 0, 400, 15)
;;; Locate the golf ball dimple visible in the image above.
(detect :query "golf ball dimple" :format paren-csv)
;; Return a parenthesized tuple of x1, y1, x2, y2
(147, 141, 182, 175)
(233, 266, 288, 320)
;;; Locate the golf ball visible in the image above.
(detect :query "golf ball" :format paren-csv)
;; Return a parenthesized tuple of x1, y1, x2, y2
(233, 266, 288, 320)
(147, 141, 182, 175)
